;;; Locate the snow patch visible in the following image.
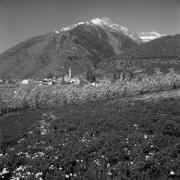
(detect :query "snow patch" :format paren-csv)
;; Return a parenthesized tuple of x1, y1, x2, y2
(59, 22, 87, 32)
(139, 31, 166, 42)
(91, 18, 103, 24)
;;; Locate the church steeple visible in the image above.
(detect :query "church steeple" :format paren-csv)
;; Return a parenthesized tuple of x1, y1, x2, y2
(69, 66, 72, 79)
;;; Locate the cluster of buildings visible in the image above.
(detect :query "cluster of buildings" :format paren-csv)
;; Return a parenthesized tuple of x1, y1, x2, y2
(0, 79, 17, 85)
(21, 67, 81, 86)
(1, 67, 108, 86)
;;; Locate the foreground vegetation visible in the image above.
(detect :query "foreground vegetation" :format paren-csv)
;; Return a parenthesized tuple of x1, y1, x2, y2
(0, 95, 180, 179)
(0, 70, 180, 115)
(0, 70, 180, 179)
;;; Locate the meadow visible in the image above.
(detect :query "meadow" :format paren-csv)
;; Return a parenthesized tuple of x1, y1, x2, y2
(0, 93, 180, 179)
(0, 70, 180, 179)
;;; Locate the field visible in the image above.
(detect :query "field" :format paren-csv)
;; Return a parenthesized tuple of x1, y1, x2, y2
(0, 90, 180, 179)
(0, 70, 180, 116)
(0, 70, 180, 179)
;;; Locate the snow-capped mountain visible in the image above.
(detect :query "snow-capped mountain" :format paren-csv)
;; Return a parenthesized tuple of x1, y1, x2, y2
(0, 17, 140, 79)
(0, 17, 178, 79)
(56, 18, 143, 44)
(138, 31, 166, 42)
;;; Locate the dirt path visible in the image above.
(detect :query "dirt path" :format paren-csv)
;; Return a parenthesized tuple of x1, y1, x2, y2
(131, 88, 180, 102)
(87, 88, 180, 106)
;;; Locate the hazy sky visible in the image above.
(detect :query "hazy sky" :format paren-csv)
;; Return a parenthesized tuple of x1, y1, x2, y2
(0, 0, 180, 53)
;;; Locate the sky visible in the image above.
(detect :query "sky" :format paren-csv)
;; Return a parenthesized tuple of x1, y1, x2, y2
(0, 0, 180, 53)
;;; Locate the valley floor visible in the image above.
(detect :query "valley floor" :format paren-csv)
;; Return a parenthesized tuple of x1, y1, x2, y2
(0, 89, 180, 179)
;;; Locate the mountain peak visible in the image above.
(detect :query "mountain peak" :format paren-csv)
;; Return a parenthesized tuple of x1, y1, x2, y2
(53, 18, 143, 45)
(90, 17, 128, 33)
(90, 17, 112, 25)
(56, 17, 130, 34)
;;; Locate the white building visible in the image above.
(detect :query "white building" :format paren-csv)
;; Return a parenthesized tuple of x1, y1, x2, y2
(21, 79, 29, 84)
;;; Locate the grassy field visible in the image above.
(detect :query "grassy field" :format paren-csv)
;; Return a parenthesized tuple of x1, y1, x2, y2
(0, 70, 180, 179)
(0, 94, 180, 179)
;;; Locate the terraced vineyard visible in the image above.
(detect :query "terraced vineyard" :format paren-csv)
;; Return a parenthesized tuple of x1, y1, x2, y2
(0, 91, 180, 180)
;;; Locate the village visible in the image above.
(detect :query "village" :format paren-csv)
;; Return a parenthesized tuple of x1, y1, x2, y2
(0, 66, 114, 87)
(0, 67, 83, 86)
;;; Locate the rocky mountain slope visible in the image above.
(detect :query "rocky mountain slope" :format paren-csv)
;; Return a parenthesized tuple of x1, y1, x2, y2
(0, 18, 141, 79)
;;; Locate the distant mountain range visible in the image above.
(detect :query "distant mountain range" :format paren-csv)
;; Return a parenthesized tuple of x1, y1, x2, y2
(105, 34, 180, 74)
(0, 18, 179, 79)
(138, 31, 166, 42)
(120, 34, 180, 59)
